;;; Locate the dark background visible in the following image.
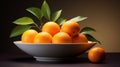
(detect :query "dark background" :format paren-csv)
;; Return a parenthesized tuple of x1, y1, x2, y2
(1, 0, 120, 53)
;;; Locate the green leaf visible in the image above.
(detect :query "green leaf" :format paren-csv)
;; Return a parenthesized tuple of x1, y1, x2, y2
(13, 17, 34, 25)
(10, 25, 32, 38)
(26, 7, 43, 20)
(41, 0, 51, 20)
(70, 16, 87, 22)
(80, 27, 96, 34)
(85, 34, 101, 44)
(51, 10, 62, 21)
(57, 18, 67, 25)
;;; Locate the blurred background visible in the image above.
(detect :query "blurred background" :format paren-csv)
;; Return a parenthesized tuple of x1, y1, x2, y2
(1, 0, 120, 53)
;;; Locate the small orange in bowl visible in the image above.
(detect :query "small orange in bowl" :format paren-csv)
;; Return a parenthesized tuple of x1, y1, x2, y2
(42, 22, 60, 36)
(72, 33, 90, 51)
(34, 32, 52, 43)
(61, 20, 80, 37)
(72, 33, 88, 43)
(88, 47, 106, 63)
(21, 29, 38, 43)
(52, 32, 72, 43)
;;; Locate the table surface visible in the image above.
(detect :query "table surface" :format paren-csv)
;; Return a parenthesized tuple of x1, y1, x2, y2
(0, 53, 120, 67)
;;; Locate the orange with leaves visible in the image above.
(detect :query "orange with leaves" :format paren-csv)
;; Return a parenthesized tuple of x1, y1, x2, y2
(61, 20, 80, 37)
(42, 22, 60, 36)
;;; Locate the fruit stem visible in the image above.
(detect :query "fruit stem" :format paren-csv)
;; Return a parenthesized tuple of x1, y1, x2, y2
(39, 19, 43, 31)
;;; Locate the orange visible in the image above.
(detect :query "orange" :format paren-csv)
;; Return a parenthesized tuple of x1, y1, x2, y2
(61, 20, 80, 37)
(42, 22, 60, 36)
(21, 29, 38, 43)
(52, 32, 72, 43)
(88, 47, 105, 63)
(34, 32, 52, 43)
(72, 33, 88, 43)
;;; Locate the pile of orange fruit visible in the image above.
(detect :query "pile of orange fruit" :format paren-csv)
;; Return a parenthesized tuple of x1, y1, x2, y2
(21, 20, 106, 63)
(21, 20, 88, 44)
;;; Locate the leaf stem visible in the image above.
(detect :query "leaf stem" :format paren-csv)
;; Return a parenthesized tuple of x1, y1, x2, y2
(33, 23, 40, 31)
(39, 19, 42, 24)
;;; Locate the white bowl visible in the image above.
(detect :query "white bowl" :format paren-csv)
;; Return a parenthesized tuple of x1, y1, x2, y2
(14, 41, 96, 61)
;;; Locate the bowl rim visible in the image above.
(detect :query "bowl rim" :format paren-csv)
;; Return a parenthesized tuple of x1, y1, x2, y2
(13, 41, 97, 45)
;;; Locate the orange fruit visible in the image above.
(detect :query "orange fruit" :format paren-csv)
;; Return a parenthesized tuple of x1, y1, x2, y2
(61, 20, 80, 37)
(21, 29, 38, 43)
(34, 32, 52, 43)
(72, 33, 88, 43)
(88, 47, 105, 63)
(52, 32, 72, 43)
(42, 22, 60, 36)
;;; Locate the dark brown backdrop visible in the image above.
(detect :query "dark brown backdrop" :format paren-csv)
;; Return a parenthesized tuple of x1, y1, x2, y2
(1, 0, 120, 53)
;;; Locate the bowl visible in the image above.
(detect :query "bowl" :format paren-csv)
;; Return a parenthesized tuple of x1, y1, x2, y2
(13, 41, 96, 61)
